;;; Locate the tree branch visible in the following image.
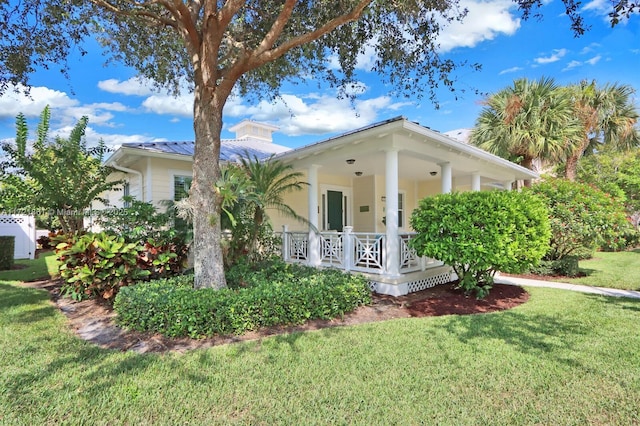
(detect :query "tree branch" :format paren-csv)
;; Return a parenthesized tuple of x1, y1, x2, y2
(254, 0, 297, 56)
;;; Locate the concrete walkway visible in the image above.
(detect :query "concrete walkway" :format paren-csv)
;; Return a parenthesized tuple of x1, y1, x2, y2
(495, 275, 640, 300)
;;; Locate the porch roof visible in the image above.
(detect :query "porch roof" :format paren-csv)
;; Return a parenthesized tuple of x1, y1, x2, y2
(273, 116, 538, 184)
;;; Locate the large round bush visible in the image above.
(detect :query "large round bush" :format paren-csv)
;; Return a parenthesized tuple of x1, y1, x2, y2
(409, 190, 550, 297)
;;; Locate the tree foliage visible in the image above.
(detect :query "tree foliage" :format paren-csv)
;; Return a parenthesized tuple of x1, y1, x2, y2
(563, 80, 640, 181)
(578, 146, 640, 228)
(470, 77, 582, 182)
(529, 178, 633, 260)
(409, 190, 550, 298)
(0, 107, 122, 233)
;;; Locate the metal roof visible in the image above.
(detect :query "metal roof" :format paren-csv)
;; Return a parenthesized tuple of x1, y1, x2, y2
(120, 137, 291, 161)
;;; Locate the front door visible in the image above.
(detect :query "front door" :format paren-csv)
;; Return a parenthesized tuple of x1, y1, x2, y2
(327, 190, 344, 231)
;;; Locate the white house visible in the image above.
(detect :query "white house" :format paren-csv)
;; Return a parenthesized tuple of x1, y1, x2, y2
(104, 116, 537, 296)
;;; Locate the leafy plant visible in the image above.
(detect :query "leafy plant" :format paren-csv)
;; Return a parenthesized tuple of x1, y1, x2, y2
(0, 106, 123, 233)
(409, 190, 551, 298)
(530, 178, 633, 261)
(56, 232, 187, 301)
(0, 236, 15, 271)
(114, 260, 372, 338)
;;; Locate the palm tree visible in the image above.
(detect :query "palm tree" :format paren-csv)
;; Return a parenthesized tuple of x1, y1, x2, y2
(218, 153, 309, 265)
(564, 81, 640, 181)
(470, 77, 583, 186)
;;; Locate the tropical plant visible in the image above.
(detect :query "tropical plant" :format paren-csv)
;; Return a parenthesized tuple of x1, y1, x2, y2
(470, 77, 583, 185)
(0, 0, 603, 290)
(563, 81, 640, 181)
(529, 179, 633, 262)
(409, 190, 550, 298)
(0, 107, 123, 233)
(220, 155, 308, 267)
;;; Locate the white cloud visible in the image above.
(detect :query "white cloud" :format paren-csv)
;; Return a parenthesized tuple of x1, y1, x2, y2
(0, 84, 78, 118)
(50, 125, 167, 150)
(586, 55, 602, 65)
(437, 0, 521, 52)
(141, 94, 193, 117)
(562, 60, 582, 71)
(97, 77, 158, 96)
(534, 48, 568, 64)
(224, 89, 406, 136)
(499, 66, 523, 75)
(582, 0, 609, 14)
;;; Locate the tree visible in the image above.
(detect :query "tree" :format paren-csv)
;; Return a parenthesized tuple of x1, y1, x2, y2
(1, 0, 627, 289)
(0, 107, 122, 233)
(578, 146, 640, 228)
(469, 77, 583, 186)
(563, 80, 640, 181)
(219, 154, 309, 267)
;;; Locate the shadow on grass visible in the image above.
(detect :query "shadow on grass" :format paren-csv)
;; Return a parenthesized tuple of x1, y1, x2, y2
(582, 292, 640, 313)
(0, 283, 52, 313)
(438, 309, 589, 365)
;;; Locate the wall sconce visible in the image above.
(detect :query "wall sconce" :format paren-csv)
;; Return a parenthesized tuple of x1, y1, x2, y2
(430, 171, 438, 176)
(381, 196, 386, 202)
(346, 159, 355, 164)
(354, 171, 363, 176)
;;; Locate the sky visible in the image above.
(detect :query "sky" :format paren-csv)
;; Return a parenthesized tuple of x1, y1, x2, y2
(0, 0, 638, 152)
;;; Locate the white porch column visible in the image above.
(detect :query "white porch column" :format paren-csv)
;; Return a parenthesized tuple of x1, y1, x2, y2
(471, 172, 481, 191)
(503, 180, 514, 191)
(440, 162, 452, 194)
(282, 224, 289, 261)
(307, 164, 321, 266)
(385, 149, 400, 277)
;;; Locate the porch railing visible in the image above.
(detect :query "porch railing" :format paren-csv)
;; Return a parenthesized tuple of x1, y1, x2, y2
(282, 226, 443, 275)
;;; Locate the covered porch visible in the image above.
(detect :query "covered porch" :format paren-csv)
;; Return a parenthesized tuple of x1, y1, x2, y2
(271, 117, 537, 296)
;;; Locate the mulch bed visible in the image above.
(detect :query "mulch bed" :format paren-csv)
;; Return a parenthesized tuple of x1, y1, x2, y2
(19, 279, 529, 354)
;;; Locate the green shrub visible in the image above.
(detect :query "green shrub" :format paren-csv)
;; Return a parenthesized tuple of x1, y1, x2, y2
(409, 190, 551, 298)
(114, 263, 372, 338)
(529, 256, 580, 277)
(530, 179, 633, 259)
(0, 236, 15, 270)
(56, 232, 188, 301)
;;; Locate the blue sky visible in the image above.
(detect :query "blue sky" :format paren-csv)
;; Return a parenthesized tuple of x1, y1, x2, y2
(0, 0, 638, 150)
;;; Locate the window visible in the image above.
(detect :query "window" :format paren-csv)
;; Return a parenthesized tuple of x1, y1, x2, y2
(123, 182, 131, 208)
(173, 175, 192, 201)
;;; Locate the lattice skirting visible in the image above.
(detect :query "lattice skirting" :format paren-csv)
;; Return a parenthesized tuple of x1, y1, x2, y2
(406, 272, 451, 293)
(368, 270, 452, 296)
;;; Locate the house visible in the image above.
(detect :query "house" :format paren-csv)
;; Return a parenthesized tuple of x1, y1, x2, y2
(104, 116, 537, 296)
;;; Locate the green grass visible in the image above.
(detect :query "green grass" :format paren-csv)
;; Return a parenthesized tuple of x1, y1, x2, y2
(0, 252, 58, 283)
(1, 278, 639, 424)
(568, 250, 640, 291)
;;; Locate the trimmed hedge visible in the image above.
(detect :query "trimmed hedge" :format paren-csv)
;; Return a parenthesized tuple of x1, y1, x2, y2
(114, 265, 372, 338)
(0, 236, 15, 270)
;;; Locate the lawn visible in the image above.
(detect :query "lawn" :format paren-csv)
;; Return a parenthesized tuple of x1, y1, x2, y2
(1, 273, 639, 424)
(568, 250, 640, 291)
(0, 252, 58, 283)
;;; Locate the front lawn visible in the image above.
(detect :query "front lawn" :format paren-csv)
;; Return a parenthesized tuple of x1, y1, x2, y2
(0, 252, 58, 283)
(1, 278, 639, 424)
(568, 250, 640, 291)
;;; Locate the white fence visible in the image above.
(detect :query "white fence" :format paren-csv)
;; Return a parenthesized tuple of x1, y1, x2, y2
(0, 215, 36, 259)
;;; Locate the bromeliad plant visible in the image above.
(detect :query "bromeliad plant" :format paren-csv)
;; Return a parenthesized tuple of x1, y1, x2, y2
(56, 232, 187, 301)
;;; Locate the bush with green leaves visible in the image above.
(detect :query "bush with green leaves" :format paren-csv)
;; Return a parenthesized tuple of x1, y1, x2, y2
(95, 197, 188, 245)
(409, 190, 551, 298)
(56, 232, 188, 301)
(114, 261, 372, 338)
(530, 179, 633, 261)
(0, 236, 14, 270)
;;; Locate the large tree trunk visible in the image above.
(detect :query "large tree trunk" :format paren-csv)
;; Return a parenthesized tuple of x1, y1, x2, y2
(190, 84, 227, 290)
(520, 156, 534, 188)
(564, 137, 590, 181)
